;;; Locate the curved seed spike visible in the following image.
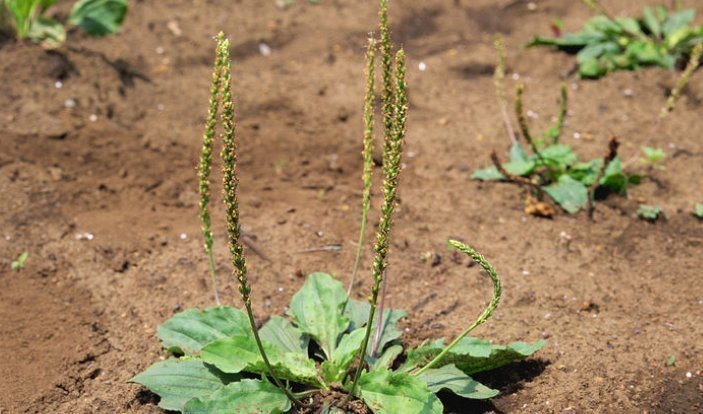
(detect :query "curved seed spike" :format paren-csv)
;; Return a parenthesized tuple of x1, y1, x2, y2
(198, 32, 225, 306)
(413, 240, 502, 377)
(661, 42, 703, 118)
(217, 35, 304, 408)
(347, 36, 377, 301)
(515, 84, 546, 165)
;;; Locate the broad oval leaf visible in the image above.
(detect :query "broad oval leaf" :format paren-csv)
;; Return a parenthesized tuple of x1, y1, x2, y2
(403, 337, 546, 375)
(68, 0, 127, 37)
(200, 335, 320, 386)
(260, 315, 309, 356)
(344, 299, 406, 356)
(27, 17, 66, 48)
(184, 379, 291, 414)
(543, 175, 588, 214)
(417, 364, 498, 400)
(359, 369, 443, 414)
(130, 359, 240, 412)
(288, 273, 349, 359)
(157, 306, 250, 355)
(321, 328, 366, 383)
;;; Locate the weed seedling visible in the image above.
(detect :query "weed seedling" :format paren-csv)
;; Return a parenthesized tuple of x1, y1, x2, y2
(527, 1, 703, 78)
(10, 251, 28, 271)
(637, 204, 663, 222)
(694, 204, 703, 219)
(0, 0, 128, 47)
(131, 2, 545, 413)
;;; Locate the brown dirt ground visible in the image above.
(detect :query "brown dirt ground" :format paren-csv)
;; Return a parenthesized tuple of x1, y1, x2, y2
(1, 0, 702, 413)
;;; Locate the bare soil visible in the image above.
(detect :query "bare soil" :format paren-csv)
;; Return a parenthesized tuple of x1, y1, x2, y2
(1, 1, 702, 413)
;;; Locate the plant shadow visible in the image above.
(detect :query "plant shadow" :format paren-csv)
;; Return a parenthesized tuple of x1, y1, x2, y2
(441, 358, 550, 414)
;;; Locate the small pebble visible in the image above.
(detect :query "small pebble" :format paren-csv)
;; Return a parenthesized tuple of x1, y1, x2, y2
(573, 132, 581, 140)
(686, 372, 692, 378)
(155, 46, 165, 54)
(512, 73, 520, 80)
(75, 232, 94, 241)
(522, 270, 530, 276)
(418, 62, 426, 71)
(259, 43, 272, 56)
(89, 114, 98, 122)
(623, 88, 633, 97)
(54, 81, 63, 89)
(179, 233, 187, 240)
(64, 99, 76, 108)
(527, 2, 537, 11)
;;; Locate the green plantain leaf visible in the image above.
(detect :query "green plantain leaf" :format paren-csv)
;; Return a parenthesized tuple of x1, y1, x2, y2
(539, 145, 578, 168)
(184, 379, 291, 414)
(200, 335, 320, 386)
(599, 157, 628, 195)
(288, 273, 349, 359)
(568, 159, 602, 186)
(662, 9, 695, 37)
(370, 344, 404, 371)
(403, 337, 546, 375)
(68, 0, 127, 36)
(344, 299, 406, 356)
(259, 316, 309, 356)
(643, 6, 662, 38)
(509, 142, 528, 162)
(543, 175, 588, 214)
(417, 364, 498, 400)
(130, 359, 240, 412)
(156, 306, 250, 355)
(27, 16, 65, 47)
(471, 160, 536, 181)
(321, 328, 366, 383)
(359, 369, 443, 414)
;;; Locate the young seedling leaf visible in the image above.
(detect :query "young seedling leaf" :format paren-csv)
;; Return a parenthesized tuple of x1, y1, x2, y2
(321, 328, 366, 383)
(344, 299, 406, 355)
(568, 159, 602, 186)
(68, 0, 128, 37)
(543, 175, 588, 214)
(370, 344, 404, 371)
(637, 205, 662, 222)
(358, 369, 443, 414)
(259, 316, 309, 356)
(200, 335, 320, 386)
(695, 204, 703, 219)
(184, 379, 291, 414)
(27, 17, 66, 47)
(599, 157, 628, 195)
(641, 146, 665, 163)
(539, 145, 578, 168)
(471, 160, 536, 181)
(403, 337, 547, 375)
(288, 273, 349, 359)
(130, 359, 240, 412)
(417, 364, 498, 400)
(509, 141, 528, 162)
(156, 306, 250, 355)
(666, 355, 676, 367)
(11, 251, 28, 271)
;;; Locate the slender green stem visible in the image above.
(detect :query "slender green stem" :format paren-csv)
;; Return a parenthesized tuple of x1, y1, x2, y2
(494, 34, 518, 145)
(217, 35, 304, 408)
(553, 83, 568, 144)
(206, 249, 220, 305)
(413, 240, 502, 376)
(347, 36, 376, 301)
(661, 42, 703, 118)
(515, 84, 546, 166)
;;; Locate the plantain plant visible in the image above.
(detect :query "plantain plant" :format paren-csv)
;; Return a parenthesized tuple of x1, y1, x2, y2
(0, 0, 127, 47)
(527, 1, 703, 79)
(130, 2, 545, 413)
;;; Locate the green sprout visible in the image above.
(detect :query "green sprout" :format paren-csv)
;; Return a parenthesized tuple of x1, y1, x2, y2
(130, 2, 545, 412)
(11, 251, 28, 271)
(695, 204, 703, 219)
(0, 0, 128, 48)
(640, 146, 666, 170)
(637, 204, 663, 221)
(527, 2, 703, 79)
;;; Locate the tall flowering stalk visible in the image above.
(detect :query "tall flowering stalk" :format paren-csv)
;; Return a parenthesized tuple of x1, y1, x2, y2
(347, 0, 408, 397)
(197, 35, 224, 306)
(347, 36, 377, 300)
(216, 34, 303, 408)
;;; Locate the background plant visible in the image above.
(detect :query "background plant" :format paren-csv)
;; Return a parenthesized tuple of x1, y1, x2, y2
(10, 251, 28, 270)
(0, 0, 128, 47)
(527, 1, 703, 78)
(131, 2, 545, 413)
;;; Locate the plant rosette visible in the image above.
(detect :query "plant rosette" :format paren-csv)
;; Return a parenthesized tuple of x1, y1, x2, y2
(131, 272, 545, 413)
